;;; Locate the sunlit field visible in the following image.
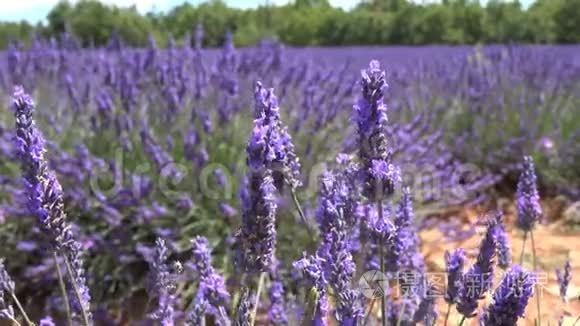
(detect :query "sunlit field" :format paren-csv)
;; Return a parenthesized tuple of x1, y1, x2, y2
(0, 33, 579, 325)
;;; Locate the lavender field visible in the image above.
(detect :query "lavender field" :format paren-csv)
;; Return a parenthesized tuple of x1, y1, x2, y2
(0, 32, 579, 326)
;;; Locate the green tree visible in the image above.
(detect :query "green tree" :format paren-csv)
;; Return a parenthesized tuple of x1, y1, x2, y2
(554, 0, 580, 43)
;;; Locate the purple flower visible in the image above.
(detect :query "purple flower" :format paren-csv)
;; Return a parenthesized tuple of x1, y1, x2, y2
(235, 167, 278, 273)
(456, 216, 497, 318)
(12, 86, 92, 322)
(253, 82, 302, 191)
(235, 288, 253, 326)
(354, 60, 398, 200)
(190, 237, 231, 319)
(39, 316, 56, 326)
(147, 238, 178, 325)
(395, 187, 414, 228)
(369, 159, 401, 199)
(444, 248, 466, 305)
(220, 203, 237, 219)
(0, 259, 15, 320)
(186, 298, 208, 326)
(494, 212, 512, 269)
(313, 170, 362, 322)
(516, 156, 542, 231)
(392, 188, 423, 272)
(269, 281, 288, 325)
(413, 280, 438, 326)
(327, 223, 361, 322)
(556, 260, 572, 303)
(481, 265, 535, 326)
(293, 255, 328, 326)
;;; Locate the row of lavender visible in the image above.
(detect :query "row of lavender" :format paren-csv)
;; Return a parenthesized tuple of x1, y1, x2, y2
(0, 58, 574, 325)
(0, 31, 578, 323)
(0, 31, 491, 307)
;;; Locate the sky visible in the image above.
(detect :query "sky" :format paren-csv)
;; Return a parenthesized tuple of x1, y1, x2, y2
(1, 0, 535, 24)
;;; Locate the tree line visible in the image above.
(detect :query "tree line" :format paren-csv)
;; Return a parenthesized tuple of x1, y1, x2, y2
(1, 0, 579, 49)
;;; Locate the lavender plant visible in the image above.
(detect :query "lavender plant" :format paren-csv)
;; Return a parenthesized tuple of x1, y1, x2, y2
(481, 265, 535, 326)
(516, 155, 543, 324)
(456, 215, 497, 323)
(443, 248, 466, 325)
(0, 33, 575, 326)
(12, 86, 92, 325)
(556, 260, 572, 303)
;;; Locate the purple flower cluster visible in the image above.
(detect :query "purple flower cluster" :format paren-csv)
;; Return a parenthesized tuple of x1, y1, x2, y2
(516, 156, 542, 231)
(354, 60, 400, 200)
(0, 259, 15, 320)
(190, 236, 231, 322)
(253, 81, 302, 191)
(147, 238, 178, 325)
(412, 280, 438, 326)
(12, 86, 92, 322)
(235, 288, 253, 326)
(456, 216, 497, 318)
(235, 169, 278, 273)
(268, 280, 288, 325)
(0, 44, 567, 326)
(444, 248, 466, 304)
(481, 265, 535, 326)
(556, 260, 572, 303)
(312, 168, 363, 323)
(493, 212, 512, 269)
(293, 254, 329, 325)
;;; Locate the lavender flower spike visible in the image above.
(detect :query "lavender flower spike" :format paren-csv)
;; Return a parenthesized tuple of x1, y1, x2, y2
(235, 288, 253, 326)
(481, 265, 535, 326)
(235, 168, 278, 272)
(413, 280, 438, 326)
(293, 255, 329, 326)
(185, 298, 208, 326)
(268, 281, 288, 325)
(314, 170, 362, 323)
(517, 156, 542, 231)
(190, 237, 231, 322)
(494, 212, 512, 269)
(12, 86, 92, 323)
(354, 60, 399, 200)
(0, 259, 15, 321)
(444, 248, 466, 304)
(147, 238, 177, 325)
(254, 81, 302, 191)
(556, 260, 572, 303)
(456, 216, 497, 318)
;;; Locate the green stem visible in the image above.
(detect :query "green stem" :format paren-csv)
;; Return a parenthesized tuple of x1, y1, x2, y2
(54, 252, 73, 326)
(378, 200, 387, 326)
(519, 231, 528, 266)
(290, 188, 313, 237)
(63, 255, 91, 326)
(530, 231, 541, 326)
(10, 292, 34, 326)
(250, 272, 266, 326)
(444, 304, 452, 326)
(458, 316, 466, 326)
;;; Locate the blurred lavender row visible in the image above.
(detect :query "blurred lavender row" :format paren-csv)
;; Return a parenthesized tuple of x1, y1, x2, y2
(0, 30, 577, 325)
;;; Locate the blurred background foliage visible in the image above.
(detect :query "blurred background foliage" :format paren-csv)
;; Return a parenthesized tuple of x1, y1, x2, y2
(1, 0, 580, 49)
